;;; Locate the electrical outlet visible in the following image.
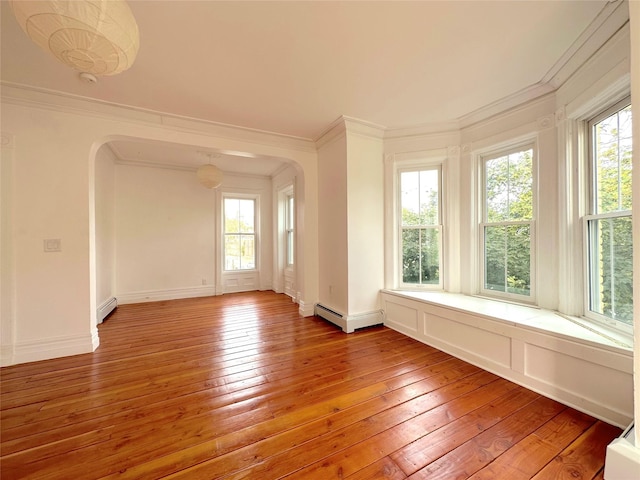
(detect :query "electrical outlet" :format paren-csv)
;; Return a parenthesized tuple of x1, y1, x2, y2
(44, 239, 61, 252)
(202, 278, 207, 285)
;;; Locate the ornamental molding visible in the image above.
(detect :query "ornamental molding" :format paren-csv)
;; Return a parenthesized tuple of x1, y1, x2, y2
(0, 132, 14, 148)
(537, 114, 555, 131)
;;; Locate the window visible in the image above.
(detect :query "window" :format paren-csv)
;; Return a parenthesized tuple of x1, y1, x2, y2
(286, 194, 294, 266)
(585, 101, 632, 328)
(481, 145, 534, 300)
(224, 197, 256, 270)
(399, 168, 442, 287)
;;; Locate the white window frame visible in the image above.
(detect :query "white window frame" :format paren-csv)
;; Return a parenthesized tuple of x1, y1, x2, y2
(397, 164, 444, 290)
(479, 142, 537, 304)
(223, 194, 259, 272)
(583, 98, 633, 333)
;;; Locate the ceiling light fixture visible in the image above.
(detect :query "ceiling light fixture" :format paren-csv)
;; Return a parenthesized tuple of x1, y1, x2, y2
(10, 0, 139, 76)
(197, 153, 223, 189)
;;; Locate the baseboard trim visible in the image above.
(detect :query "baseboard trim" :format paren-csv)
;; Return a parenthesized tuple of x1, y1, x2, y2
(298, 299, 314, 317)
(10, 333, 97, 366)
(605, 424, 640, 479)
(314, 304, 384, 333)
(116, 286, 216, 304)
(0, 344, 15, 367)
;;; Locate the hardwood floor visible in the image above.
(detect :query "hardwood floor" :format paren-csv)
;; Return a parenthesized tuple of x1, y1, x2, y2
(1, 291, 621, 479)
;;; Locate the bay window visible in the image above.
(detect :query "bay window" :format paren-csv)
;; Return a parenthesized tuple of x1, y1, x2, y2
(399, 167, 442, 288)
(585, 100, 632, 329)
(480, 145, 535, 301)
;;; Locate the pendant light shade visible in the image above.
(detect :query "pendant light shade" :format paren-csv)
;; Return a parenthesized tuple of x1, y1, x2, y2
(197, 164, 224, 189)
(10, 0, 139, 76)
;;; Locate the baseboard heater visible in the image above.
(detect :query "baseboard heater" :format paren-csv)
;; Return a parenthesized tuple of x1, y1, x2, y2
(314, 303, 384, 333)
(97, 297, 117, 324)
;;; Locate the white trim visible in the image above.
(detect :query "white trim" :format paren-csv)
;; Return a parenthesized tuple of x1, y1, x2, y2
(315, 304, 384, 333)
(541, 0, 629, 89)
(298, 299, 314, 317)
(0, 345, 15, 367)
(605, 425, 640, 479)
(381, 289, 633, 427)
(116, 285, 216, 304)
(0, 82, 317, 151)
(10, 333, 98, 366)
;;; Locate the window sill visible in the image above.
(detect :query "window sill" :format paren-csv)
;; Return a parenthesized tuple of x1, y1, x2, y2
(382, 289, 633, 353)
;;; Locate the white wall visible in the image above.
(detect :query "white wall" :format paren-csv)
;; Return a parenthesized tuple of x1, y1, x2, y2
(114, 163, 217, 302)
(317, 126, 349, 313)
(2, 104, 100, 365)
(0, 88, 319, 365)
(346, 127, 384, 314)
(94, 145, 116, 311)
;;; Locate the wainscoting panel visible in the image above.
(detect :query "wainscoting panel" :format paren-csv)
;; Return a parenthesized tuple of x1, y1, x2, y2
(425, 312, 512, 369)
(381, 290, 633, 427)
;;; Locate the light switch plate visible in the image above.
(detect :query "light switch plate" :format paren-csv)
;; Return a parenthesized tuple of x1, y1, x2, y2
(44, 239, 61, 252)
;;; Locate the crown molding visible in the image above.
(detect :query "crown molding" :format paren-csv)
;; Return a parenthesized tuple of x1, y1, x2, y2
(458, 82, 556, 131)
(342, 116, 385, 140)
(542, 0, 629, 89)
(314, 116, 347, 150)
(384, 120, 460, 140)
(314, 115, 385, 149)
(0, 82, 317, 154)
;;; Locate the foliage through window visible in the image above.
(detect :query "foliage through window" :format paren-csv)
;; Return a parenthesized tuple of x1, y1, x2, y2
(586, 101, 632, 328)
(224, 197, 256, 271)
(399, 168, 441, 287)
(481, 146, 534, 298)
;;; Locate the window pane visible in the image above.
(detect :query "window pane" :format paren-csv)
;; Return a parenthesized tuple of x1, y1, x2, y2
(589, 216, 633, 324)
(402, 229, 420, 283)
(484, 224, 530, 295)
(506, 224, 530, 295)
(420, 227, 440, 284)
(419, 170, 439, 225)
(225, 234, 240, 270)
(485, 149, 533, 222)
(401, 171, 420, 226)
(224, 199, 240, 233)
(401, 169, 439, 227)
(594, 105, 633, 213)
(484, 226, 506, 291)
(402, 228, 440, 285)
(240, 234, 255, 269)
(239, 199, 255, 233)
(224, 197, 256, 271)
(287, 196, 294, 229)
(287, 231, 294, 265)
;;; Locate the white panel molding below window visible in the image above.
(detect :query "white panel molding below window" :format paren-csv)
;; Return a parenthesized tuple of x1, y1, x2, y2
(381, 289, 633, 428)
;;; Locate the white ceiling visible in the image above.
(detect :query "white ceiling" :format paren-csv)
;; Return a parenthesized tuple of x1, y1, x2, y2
(0, 0, 620, 173)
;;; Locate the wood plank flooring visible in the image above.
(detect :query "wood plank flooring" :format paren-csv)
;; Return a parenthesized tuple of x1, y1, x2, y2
(0, 291, 621, 479)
